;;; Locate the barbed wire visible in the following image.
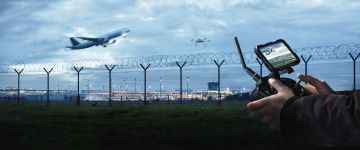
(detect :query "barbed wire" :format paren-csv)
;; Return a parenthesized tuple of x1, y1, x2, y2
(0, 43, 359, 73)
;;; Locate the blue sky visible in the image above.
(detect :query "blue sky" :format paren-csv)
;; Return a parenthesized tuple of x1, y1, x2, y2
(0, 0, 359, 91)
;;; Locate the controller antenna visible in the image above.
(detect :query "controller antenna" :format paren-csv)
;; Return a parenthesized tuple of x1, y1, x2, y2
(234, 37, 261, 82)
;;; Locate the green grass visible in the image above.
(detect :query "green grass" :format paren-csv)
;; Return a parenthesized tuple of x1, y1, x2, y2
(0, 103, 322, 150)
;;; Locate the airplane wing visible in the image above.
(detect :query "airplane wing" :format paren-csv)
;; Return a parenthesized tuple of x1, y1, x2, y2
(77, 37, 103, 42)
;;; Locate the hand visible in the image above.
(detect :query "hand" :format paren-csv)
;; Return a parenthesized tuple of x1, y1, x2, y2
(247, 78, 295, 130)
(297, 74, 333, 95)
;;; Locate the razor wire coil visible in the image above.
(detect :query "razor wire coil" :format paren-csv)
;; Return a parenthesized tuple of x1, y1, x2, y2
(0, 43, 359, 73)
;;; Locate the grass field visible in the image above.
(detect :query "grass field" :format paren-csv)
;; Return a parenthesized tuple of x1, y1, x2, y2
(0, 102, 324, 150)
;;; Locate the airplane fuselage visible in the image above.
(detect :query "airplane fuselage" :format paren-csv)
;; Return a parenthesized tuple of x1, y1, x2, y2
(67, 28, 130, 50)
(70, 41, 95, 50)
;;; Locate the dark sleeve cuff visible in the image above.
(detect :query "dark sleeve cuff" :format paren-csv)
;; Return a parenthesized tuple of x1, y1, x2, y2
(280, 96, 305, 141)
(279, 93, 360, 147)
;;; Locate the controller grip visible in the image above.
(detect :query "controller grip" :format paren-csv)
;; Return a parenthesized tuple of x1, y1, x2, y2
(280, 78, 309, 97)
(249, 78, 309, 101)
(249, 88, 269, 101)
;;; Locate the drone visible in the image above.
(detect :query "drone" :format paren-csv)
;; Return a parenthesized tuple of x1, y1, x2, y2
(191, 38, 210, 47)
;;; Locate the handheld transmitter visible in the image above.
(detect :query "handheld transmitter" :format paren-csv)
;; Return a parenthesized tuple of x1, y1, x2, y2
(234, 37, 309, 101)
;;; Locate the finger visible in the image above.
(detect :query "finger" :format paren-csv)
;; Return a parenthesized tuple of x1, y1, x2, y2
(268, 78, 287, 92)
(321, 80, 334, 93)
(297, 74, 323, 88)
(298, 74, 333, 94)
(300, 84, 318, 95)
(248, 92, 283, 112)
(247, 99, 268, 111)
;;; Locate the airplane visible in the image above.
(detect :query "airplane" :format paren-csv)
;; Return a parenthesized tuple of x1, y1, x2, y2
(191, 38, 210, 47)
(66, 28, 130, 50)
(264, 47, 275, 55)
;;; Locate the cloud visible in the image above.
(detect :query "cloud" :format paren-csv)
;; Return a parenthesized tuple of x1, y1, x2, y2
(0, 0, 359, 77)
(2, 1, 358, 65)
(213, 19, 228, 28)
(140, 16, 155, 22)
(64, 27, 94, 37)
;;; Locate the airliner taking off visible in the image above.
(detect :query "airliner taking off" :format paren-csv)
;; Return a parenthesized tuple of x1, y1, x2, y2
(66, 28, 130, 50)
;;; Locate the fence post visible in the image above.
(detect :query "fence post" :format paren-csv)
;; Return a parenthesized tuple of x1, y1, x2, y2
(73, 66, 84, 106)
(349, 53, 360, 92)
(14, 68, 24, 105)
(214, 60, 225, 105)
(301, 55, 312, 84)
(43, 67, 53, 106)
(167, 94, 170, 104)
(105, 65, 116, 106)
(176, 62, 186, 103)
(140, 64, 151, 105)
(159, 77, 162, 99)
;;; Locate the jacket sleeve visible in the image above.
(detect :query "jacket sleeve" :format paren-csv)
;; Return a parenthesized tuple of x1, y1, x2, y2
(280, 92, 360, 147)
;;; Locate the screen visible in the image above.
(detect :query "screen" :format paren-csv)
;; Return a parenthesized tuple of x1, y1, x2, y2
(259, 42, 297, 68)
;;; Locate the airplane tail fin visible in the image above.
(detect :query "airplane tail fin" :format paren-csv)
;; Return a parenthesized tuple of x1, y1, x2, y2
(69, 37, 80, 46)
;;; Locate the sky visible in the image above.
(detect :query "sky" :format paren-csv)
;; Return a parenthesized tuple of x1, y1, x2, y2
(0, 0, 359, 91)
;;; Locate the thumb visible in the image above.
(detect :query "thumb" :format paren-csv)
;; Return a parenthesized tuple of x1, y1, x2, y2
(247, 98, 268, 111)
(268, 78, 295, 99)
(297, 74, 333, 94)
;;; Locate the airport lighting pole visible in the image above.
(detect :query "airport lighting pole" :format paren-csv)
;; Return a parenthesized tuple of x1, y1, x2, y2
(159, 77, 162, 98)
(14, 68, 24, 105)
(123, 79, 126, 99)
(134, 78, 137, 99)
(165, 86, 170, 104)
(125, 83, 128, 94)
(186, 77, 189, 99)
(112, 84, 117, 100)
(214, 60, 225, 105)
(87, 79, 90, 101)
(43, 67, 53, 106)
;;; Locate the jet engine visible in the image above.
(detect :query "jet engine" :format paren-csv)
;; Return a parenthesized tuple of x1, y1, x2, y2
(108, 39, 116, 44)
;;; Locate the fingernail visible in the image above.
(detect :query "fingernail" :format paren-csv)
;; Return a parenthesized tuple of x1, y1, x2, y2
(297, 73, 304, 77)
(246, 102, 252, 108)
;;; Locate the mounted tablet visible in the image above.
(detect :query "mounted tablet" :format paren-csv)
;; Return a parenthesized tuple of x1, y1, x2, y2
(254, 39, 300, 73)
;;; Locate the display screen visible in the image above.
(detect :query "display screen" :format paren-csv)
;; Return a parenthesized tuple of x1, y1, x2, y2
(258, 42, 297, 69)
